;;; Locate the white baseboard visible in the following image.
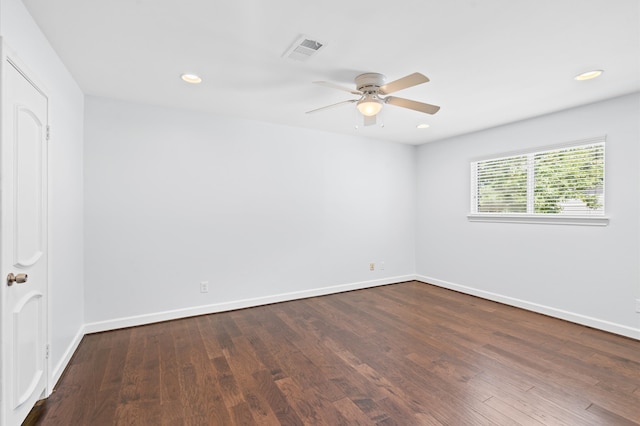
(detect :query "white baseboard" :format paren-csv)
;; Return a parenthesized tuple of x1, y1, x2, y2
(84, 275, 417, 334)
(416, 275, 640, 340)
(49, 325, 85, 393)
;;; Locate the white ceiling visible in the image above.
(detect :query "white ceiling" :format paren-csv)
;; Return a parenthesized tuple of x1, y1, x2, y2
(23, 0, 640, 145)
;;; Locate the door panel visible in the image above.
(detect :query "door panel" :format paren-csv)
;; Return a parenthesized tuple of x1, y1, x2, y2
(1, 56, 49, 426)
(13, 292, 44, 407)
(15, 106, 45, 267)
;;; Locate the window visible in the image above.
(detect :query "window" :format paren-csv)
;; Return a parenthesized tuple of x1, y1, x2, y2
(469, 137, 606, 225)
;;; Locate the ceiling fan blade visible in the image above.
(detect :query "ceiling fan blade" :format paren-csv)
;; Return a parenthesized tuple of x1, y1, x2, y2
(313, 81, 361, 95)
(379, 73, 429, 95)
(363, 115, 377, 127)
(385, 96, 440, 114)
(306, 99, 357, 114)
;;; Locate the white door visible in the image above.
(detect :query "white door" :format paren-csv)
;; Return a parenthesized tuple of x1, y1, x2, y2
(1, 55, 49, 426)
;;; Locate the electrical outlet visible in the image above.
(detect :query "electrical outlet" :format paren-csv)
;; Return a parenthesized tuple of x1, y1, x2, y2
(635, 299, 640, 313)
(200, 281, 209, 293)
(379, 261, 385, 271)
(369, 262, 375, 271)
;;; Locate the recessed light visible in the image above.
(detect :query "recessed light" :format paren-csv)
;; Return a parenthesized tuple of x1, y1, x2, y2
(181, 73, 202, 84)
(574, 70, 603, 81)
(416, 124, 430, 129)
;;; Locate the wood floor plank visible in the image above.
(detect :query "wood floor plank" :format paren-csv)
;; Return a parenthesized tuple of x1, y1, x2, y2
(332, 397, 376, 425)
(252, 369, 304, 425)
(158, 401, 186, 426)
(353, 362, 437, 417)
(99, 328, 133, 392)
(195, 315, 225, 360)
(158, 321, 182, 404)
(229, 401, 256, 425)
(483, 395, 545, 425)
(275, 377, 332, 425)
(223, 337, 281, 424)
(27, 281, 640, 425)
(586, 402, 640, 426)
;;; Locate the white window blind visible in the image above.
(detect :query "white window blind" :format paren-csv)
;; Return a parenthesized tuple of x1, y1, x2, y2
(471, 139, 605, 217)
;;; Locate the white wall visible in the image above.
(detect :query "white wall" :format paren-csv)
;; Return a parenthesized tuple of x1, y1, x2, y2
(0, 0, 85, 383)
(416, 93, 640, 338)
(83, 96, 416, 329)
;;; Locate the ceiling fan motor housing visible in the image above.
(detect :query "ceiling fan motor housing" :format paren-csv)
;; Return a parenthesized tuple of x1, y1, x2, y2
(355, 73, 386, 93)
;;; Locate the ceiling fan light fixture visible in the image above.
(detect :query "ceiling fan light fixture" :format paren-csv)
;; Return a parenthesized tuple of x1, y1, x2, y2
(356, 96, 383, 116)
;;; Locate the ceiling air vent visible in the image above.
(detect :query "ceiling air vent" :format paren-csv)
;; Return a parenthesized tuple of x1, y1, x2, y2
(283, 35, 324, 61)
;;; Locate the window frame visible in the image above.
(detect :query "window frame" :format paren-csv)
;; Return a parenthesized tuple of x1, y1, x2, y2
(468, 136, 609, 226)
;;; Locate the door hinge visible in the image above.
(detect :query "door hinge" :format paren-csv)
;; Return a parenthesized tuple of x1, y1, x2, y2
(46, 125, 50, 141)
(46, 344, 50, 359)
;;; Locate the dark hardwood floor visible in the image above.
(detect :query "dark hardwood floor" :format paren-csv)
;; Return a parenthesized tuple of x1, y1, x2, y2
(25, 281, 640, 425)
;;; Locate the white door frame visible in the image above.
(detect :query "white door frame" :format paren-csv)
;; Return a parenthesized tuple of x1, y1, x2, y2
(0, 38, 53, 423)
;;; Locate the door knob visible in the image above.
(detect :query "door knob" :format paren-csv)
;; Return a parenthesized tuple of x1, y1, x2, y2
(7, 273, 28, 286)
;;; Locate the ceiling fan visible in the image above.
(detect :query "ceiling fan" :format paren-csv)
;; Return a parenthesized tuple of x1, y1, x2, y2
(307, 72, 440, 126)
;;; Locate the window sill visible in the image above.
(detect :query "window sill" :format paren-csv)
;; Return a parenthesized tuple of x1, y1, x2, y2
(467, 214, 609, 226)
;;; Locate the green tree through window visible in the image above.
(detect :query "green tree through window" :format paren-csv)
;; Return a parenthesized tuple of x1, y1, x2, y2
(476, 156, 527, 213)
(472, 141, 604, 215)
(534, 145, 604, 213)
